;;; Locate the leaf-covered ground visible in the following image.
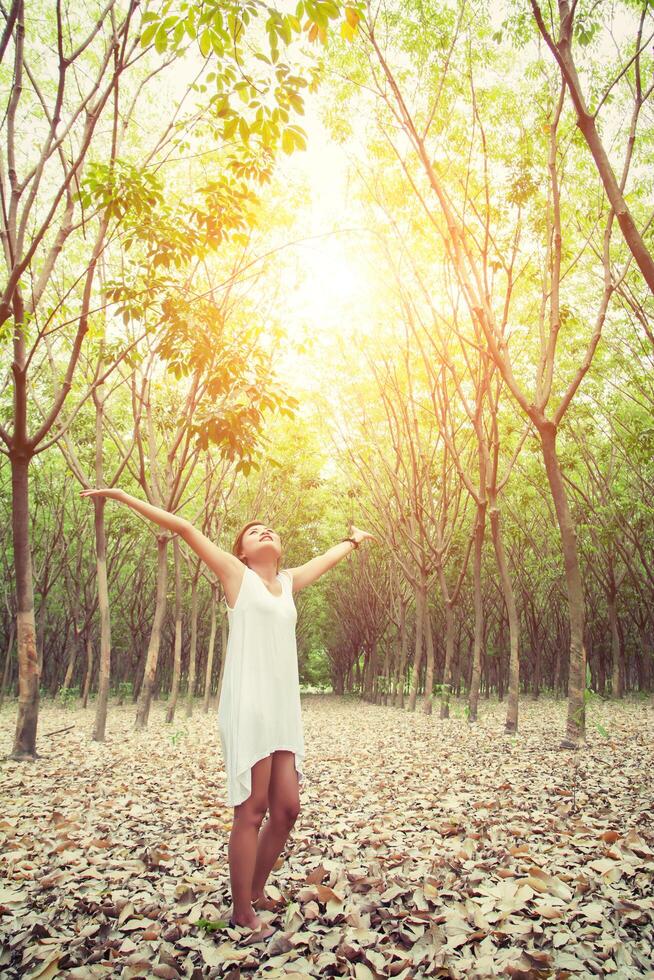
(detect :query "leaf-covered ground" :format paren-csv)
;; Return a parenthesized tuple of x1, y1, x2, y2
(1, 694, 653, 979)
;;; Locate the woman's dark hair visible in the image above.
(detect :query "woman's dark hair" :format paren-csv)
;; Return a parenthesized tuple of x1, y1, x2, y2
(232, 520, 281, 571)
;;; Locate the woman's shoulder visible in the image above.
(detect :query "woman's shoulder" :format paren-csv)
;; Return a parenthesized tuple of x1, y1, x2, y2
(224, 565, 251, 611)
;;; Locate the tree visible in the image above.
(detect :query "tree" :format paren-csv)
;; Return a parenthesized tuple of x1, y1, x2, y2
(333, 0, 629, 746)
(1, 0, 353, 759)
(529, 1, 654, 295)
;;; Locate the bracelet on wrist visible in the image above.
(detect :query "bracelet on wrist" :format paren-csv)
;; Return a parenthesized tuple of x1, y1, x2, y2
(341, 536, 359, 549)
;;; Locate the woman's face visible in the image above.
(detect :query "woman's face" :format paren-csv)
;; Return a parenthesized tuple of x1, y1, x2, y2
(239, 524, 282, 566)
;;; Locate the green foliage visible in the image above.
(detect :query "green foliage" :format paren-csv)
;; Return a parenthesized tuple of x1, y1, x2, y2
(58, 685, 80, 708)
(570, 663, 611, 739)
(78, 162, 164, 221)
(300, 646, 333, 687)
(138, 0, 363, 168)
(169, 727, 190, 746)
(196, 917, 229, 933)
(116, 681, 133, 701)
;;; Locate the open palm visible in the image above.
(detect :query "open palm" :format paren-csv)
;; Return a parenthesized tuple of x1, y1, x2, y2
(349, 524, 376, 544)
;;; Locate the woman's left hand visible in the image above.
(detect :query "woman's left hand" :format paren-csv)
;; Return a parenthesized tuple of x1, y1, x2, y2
(349, 524, 376, 545)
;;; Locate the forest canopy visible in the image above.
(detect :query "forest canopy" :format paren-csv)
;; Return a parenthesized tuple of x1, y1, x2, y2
(1, 0, 653, 758)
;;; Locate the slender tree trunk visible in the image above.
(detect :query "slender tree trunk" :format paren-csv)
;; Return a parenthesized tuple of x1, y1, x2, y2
(489, 506, 520, 731)
(370, 638, 380, 704)
(437, 567, 455, 719)
(82, 633, 93, 707)
(0, 620, 16, 709)
(532, 628, 541, 700)
(35, 581, 49, 678)
(203, 583, 218, 712)
(468, 508, 486, 722)
(166, 537, 183, 723)
(92, 383, 113, 740)
(185, 575, 199, 717)
(539, 422, 586, 746)
(394, 601, 408, 708)
(91, 505, 111, 730)
(423, 605, 435, 715)
(50, 620, 70, 701)
(363, 645, 370, 701)
(135, 535, 168, 730)
(617, 616, 626, 694)
(408, 585, 425, 711)
(608, 587, 623, 698)
(216, 610, 228, 703)
(553, 614, 563, 697)
(62, 626, 78, 691)
(381, 641, 392, 705)
(10, 448, 41, 759)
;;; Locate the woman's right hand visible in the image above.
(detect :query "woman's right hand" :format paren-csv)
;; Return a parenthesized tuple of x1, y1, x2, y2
(79, 487, 125, 502)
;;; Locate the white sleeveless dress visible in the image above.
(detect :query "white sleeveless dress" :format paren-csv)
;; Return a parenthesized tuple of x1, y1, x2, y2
(217, 566, 306, 806)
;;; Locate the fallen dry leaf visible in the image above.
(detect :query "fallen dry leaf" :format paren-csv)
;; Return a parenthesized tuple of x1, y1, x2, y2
(0, 696, 652, 978)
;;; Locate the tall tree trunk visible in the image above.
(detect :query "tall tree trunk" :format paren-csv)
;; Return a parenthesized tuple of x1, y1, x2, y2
(423, 604, 435, 715)
(10, 447, 40, 759)
(361, 646, 370, 700)
(437, 566, 455, 719)
(468, 508, 486, 722)
(489, 505, 520, 732)
(185, 575, 199, 718)
(394, 601, 408, 708)
(35, 582, 48, 678)
(381, 640, 392, 705)
(539, 422, 586, 747)
(82, 632, 94, 707)
(216, 609, 228, 703)
(607, 584, 623, 698)
(203, 583, 218, 712)
(50, 622, 69, 697)
(0, 620, 16, 710)
(166, 537, 183, 723)
(62, 626, 78, 691)
(135, 535, 168, 730)
(408, 586, 425, 711)
(91, 498, 112, 734)
(92, 378, 113, 740)
(369, 638, 379, 704)
(532, 628, 541, 700)
(553, 611, 564, 698)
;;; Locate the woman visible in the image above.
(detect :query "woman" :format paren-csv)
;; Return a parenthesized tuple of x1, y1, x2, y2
(80, 486, 375, 944)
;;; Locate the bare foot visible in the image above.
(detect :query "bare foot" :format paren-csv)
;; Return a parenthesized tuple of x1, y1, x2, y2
(252, 893, 277, 911)
(229, 909, 263, 929)
(228, 910, 277, 944)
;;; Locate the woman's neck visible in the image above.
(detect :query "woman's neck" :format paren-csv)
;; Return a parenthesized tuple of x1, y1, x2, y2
(248, 560, 278, 583)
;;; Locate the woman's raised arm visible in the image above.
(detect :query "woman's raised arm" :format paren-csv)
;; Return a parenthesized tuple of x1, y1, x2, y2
(80, 489, 244, 590)
(285, 523, 376, 592)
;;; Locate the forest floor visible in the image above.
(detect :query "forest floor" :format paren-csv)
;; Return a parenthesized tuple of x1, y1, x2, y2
(1, 694, 653, 979)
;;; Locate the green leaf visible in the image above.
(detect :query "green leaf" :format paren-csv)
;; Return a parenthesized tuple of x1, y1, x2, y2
(154, 25, 168, 53)
(140, 23, 158, 47)
(199, 29, 211, 57)
(281, 128, 294, 154)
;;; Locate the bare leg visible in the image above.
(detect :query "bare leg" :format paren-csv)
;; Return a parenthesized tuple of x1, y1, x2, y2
(228, 754, 272, 928)
(251, 750, 300, 901)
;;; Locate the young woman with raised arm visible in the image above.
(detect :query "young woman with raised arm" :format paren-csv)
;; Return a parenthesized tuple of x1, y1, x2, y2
(80, 487, 375, 945)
